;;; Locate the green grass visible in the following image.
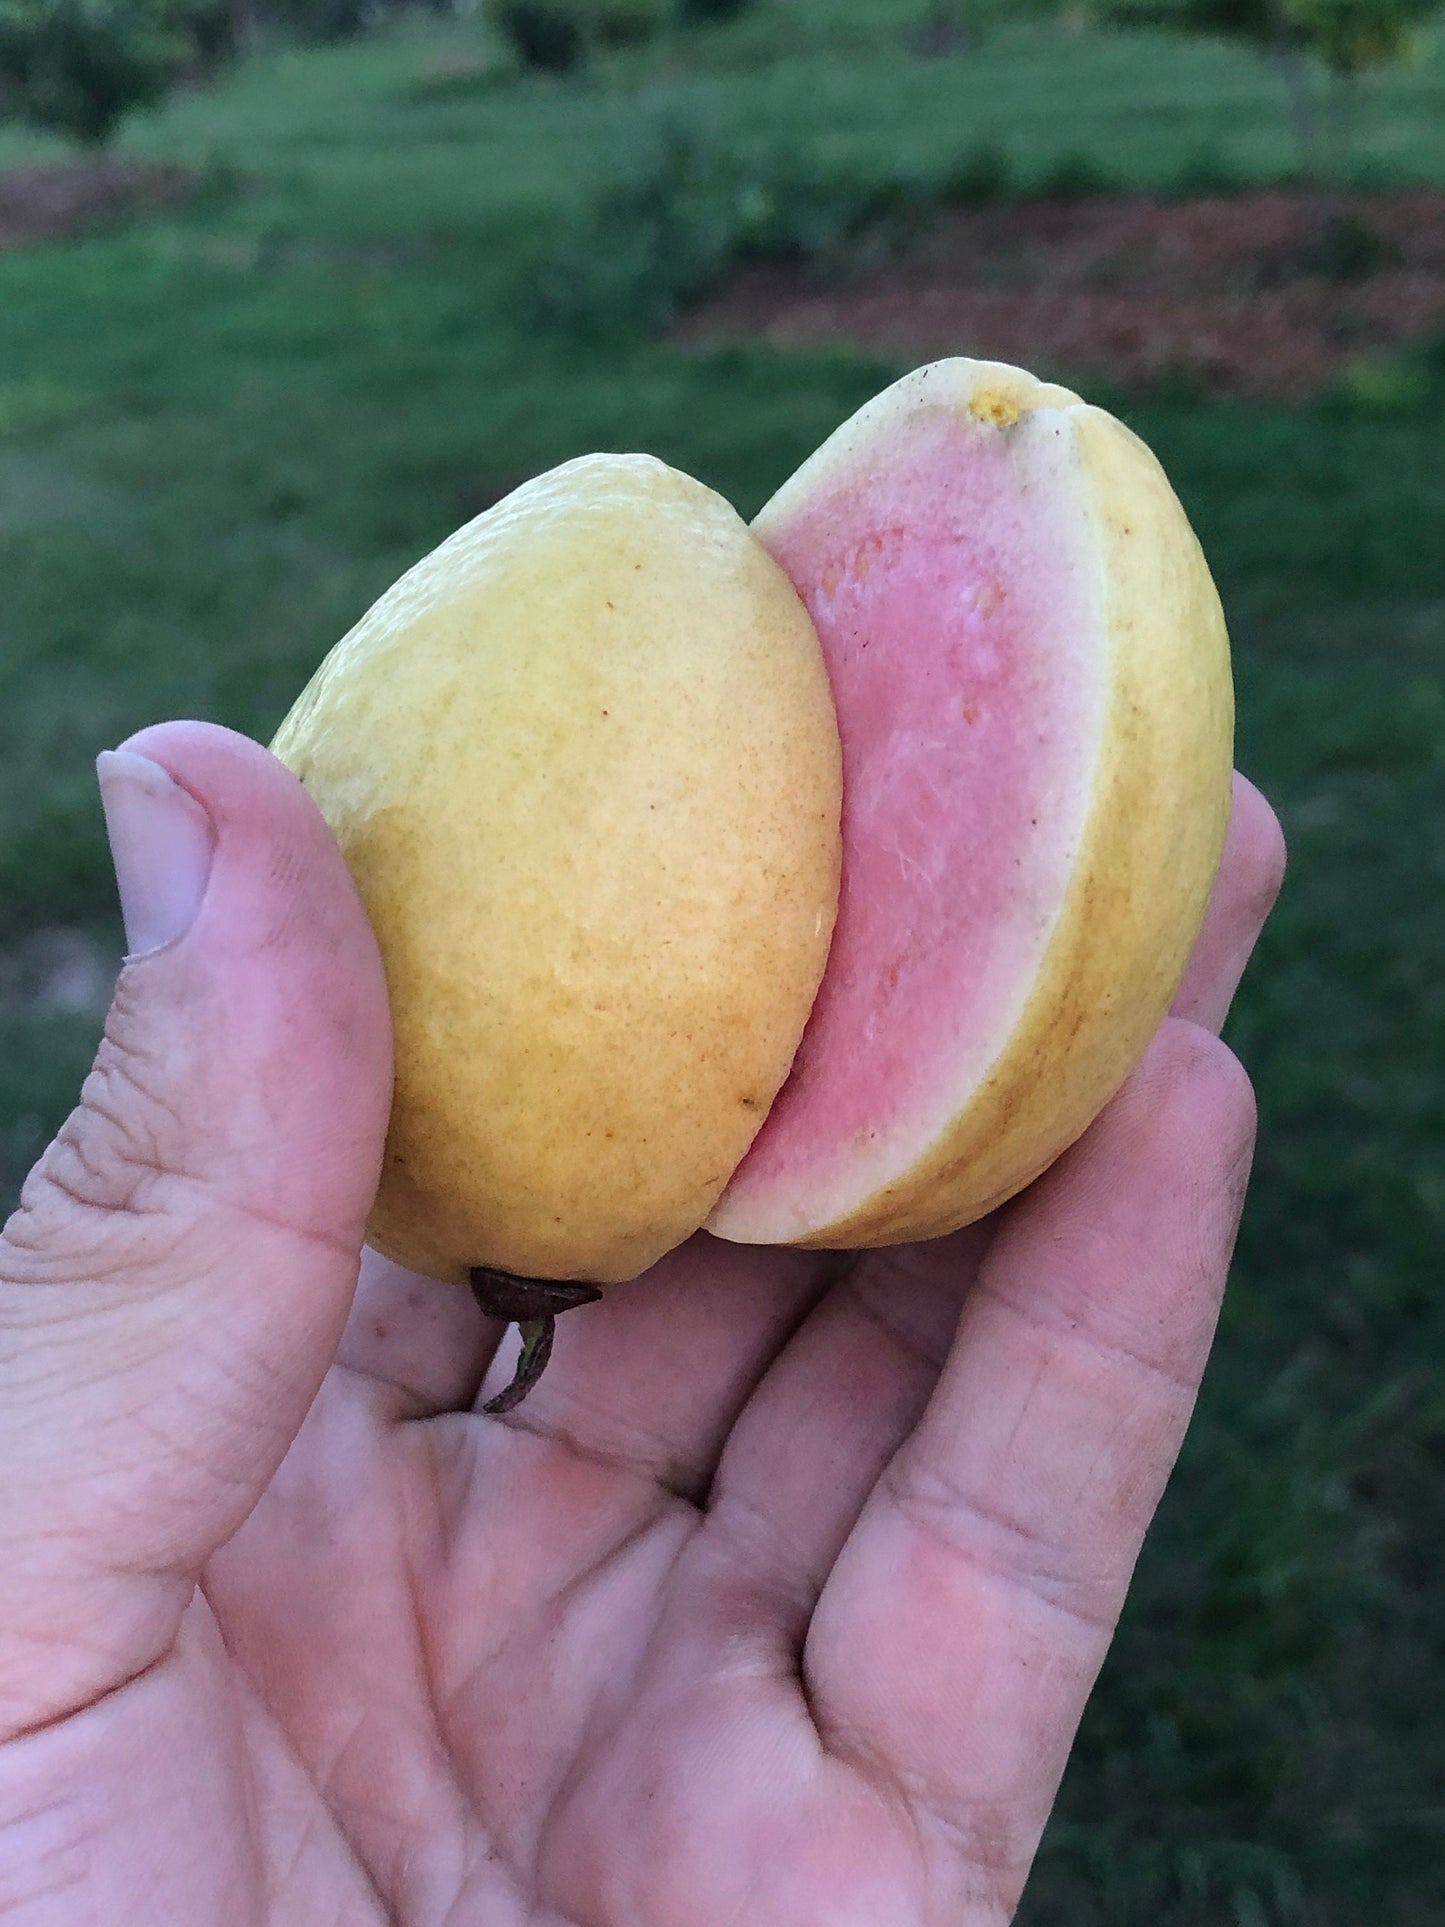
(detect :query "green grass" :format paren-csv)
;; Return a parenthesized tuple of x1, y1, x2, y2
(2, 5, 1444, 1920)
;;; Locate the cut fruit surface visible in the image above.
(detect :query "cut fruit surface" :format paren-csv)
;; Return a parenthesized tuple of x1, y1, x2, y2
(708, 358, 1233, 1250)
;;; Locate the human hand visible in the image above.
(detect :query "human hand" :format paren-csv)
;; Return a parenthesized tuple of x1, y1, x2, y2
(0, 721, 1283, 1925)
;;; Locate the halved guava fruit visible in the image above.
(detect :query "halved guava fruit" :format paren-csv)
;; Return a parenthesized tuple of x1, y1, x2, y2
(708, 358, 1233, 1250)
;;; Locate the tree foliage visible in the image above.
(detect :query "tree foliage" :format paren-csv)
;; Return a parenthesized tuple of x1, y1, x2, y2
(1284, 0, 1438, 73)
(1099, 0, 1441, 174)
(0, 0, 187, 143)
(490, 0, 748, 74)
(1101, 0, 1438, 64)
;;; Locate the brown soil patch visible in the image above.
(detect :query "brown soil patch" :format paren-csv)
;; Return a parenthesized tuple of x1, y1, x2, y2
(675, 190, 1445, 401)
(0, 159, 193, 253)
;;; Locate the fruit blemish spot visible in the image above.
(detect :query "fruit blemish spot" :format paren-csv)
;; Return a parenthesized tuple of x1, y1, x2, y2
(968, 389, 1022, 430)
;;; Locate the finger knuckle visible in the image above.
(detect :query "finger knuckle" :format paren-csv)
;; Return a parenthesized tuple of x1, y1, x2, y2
(3, 987, 197, 1280)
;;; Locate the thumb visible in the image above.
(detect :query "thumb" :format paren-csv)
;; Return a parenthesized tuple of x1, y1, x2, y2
(0, 720, 392, 1739)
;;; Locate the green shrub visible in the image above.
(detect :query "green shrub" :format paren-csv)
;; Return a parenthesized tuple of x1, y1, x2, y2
(531, 124, 935, 339)
(1165, 143, 1247, 195)
(675, 0, 753, 23)
(1284, 0, 1441, 76)
(0, 0, 187, 144)
(493, 0, 583, 69)
(275, 0, 370, 40)
(1097, 0, 1444, 180)
(491, 0, 667, 71)
(938, 139, 1010, 203)
(589, 0, 667, 46)
(182, 0, 236, 70)
(1034, 147, 1117, 197)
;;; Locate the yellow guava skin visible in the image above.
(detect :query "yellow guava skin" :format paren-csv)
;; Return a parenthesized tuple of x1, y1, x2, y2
(272, 453, 842, 1287)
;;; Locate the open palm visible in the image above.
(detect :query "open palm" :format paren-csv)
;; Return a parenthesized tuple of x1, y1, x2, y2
(0, 725, 1282, 1925)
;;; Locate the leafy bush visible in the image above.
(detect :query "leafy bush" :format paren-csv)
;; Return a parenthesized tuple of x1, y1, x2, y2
(0, 0, 186, 143)
(491, 0, 667, 71)
(1285, 0, 1440, 73)
(530, 128, 1035, 343)
(675, 0, 752, 22)
(493, 0, 583, 69)
(273, 0, 372, 40)
(589, 0, 667, 47)
(938, 139, 1010, 203)
(1165, 142, 1248, 195)
(1034, 148, 1117, 197)
(182, 0, 237, 70)
(1098, 0, 1444, 178)
(531, 123, 939, 339)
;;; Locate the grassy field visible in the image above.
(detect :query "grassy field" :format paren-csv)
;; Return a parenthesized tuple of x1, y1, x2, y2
(2, 3, 1444, 1920)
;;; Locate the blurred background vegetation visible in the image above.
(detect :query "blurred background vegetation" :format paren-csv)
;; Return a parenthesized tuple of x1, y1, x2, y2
(1, 0, 1443, 1918)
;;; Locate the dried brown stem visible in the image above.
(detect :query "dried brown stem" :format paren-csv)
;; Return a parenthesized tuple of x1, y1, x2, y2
(470, 1267, 603, 1413)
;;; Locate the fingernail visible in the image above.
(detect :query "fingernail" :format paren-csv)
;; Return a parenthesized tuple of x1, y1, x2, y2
(97, 750, 216, 959)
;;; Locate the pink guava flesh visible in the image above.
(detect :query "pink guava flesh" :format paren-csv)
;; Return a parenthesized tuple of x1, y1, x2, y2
(711, 397, 1106, 1242)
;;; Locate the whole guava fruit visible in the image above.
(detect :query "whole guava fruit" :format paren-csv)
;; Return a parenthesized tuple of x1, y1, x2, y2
(272, 453, 843, 1332)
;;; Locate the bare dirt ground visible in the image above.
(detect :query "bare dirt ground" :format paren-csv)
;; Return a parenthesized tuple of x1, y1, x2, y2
(676, 190, 1445, 400)
(0, 160, 193, 252)
(3, 162, 1441, 398)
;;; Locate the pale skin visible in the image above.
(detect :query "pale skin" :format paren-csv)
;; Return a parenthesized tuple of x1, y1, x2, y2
(0, 722, 1284, 1926)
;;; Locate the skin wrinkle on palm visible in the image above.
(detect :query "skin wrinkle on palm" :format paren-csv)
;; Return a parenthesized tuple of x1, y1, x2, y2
(0, 724, 1282, 1925)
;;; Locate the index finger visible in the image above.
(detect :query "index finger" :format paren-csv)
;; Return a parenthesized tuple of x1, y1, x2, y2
(1173, 772, 1287, 1034)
